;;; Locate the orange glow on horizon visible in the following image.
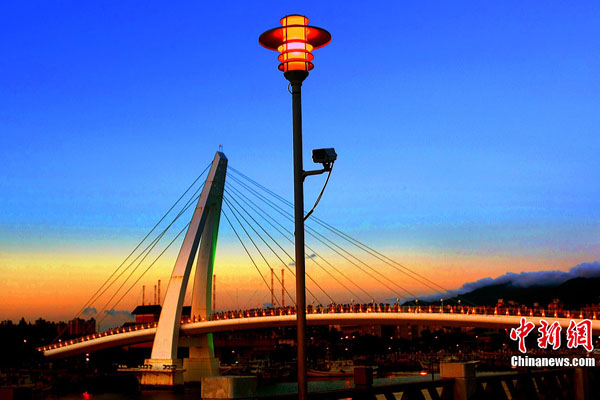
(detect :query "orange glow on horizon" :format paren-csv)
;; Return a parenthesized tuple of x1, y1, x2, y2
(0, 246, 594, 323)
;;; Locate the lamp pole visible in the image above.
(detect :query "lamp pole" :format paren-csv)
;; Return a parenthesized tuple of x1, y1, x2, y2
(287, 69, 309, 399)
(259, 16, 331, 399)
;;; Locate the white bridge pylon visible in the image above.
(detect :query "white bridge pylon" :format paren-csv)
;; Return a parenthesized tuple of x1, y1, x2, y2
(143, 151, 227, 386)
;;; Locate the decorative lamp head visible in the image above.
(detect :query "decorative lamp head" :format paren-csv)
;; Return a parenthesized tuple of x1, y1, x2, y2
(259, 14, 331, 75)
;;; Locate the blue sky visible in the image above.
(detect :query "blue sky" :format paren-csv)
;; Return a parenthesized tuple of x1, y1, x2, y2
(1, 2, 599, 315)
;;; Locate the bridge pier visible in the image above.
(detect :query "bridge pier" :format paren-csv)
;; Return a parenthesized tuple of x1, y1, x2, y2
(183, 334, 220, 383)
(140, 359, 184, 387)
(183, 357, 220, 383)
(201, 376, 257, 399)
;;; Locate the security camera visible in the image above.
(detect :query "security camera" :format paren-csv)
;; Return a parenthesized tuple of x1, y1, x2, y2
(312, 148, 337, 165)
(304, 148, 337, 180)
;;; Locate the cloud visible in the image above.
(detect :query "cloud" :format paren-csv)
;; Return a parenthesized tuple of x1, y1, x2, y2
(289, 254, 317, 266)
(570, 262, 600, 278)
(103, 309, 134, 317)
(418, 262, 600, 302)
(99, 309, 135, 330)
(455, 262, 600, 293)
(82, 307, 97, 316)
(384, 297, 408, 304)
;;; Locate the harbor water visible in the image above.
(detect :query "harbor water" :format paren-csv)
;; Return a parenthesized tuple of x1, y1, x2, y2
(50, 373, 441, 399)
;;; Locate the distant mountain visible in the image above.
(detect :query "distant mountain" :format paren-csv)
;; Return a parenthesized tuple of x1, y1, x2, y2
(405, 277, 600, 309)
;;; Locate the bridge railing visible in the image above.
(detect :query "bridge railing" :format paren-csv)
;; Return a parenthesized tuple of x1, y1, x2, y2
(255, 378, 455, 400)
(472, 367, 600, 400)
(38, 304, 598, 352)
(256, 367, 599, 400)
(205, 303, 597, 322)
(38, 322, 158, 351)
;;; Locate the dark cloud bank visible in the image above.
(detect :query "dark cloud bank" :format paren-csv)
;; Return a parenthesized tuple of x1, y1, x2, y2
(416, 262, 600, 302)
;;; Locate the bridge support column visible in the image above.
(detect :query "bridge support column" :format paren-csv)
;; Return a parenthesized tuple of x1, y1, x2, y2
(141, 152, 227, 387)
(183, 176, 223, 383)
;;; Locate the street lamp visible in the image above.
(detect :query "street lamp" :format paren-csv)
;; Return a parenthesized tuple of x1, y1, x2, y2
(259, 15, 331, 75)
(259, 14, 331, 400)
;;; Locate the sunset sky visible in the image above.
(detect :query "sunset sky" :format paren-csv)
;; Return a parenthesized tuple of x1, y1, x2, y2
(1, 2, 599, 325)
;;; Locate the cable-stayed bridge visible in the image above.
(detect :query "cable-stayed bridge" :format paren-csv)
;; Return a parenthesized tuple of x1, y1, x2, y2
(37, 152, 600, 385)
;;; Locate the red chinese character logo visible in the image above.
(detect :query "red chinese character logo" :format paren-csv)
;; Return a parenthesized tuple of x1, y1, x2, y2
(537, 319, 562, 350)
(566, 319, 593, 352)
(510, 317, 535, 353)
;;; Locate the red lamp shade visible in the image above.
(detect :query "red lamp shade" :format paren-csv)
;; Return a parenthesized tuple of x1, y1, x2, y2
(259, 14, 331, 72)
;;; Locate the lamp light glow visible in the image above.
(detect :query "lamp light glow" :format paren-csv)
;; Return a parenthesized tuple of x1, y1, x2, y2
(259, 14, 331, 73)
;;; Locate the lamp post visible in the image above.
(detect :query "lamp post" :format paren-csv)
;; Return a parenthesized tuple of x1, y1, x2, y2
(259, 15, 331, 400)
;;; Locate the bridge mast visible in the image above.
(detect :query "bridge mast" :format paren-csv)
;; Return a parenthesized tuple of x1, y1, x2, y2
(142, 151, 227, 386)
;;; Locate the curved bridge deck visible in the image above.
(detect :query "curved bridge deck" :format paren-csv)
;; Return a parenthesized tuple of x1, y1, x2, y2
(40, 307, 600, 358)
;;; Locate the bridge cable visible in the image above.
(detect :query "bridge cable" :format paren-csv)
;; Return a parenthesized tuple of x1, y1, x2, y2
(224, 194, 332, 305)
(222, 198, 293, 306)
(225, 183, 374, 303)
(225, 188, 355, 303)
(221, 209, 282, 308)
(227, 175, 406, 300)
(228, 167, 471, 305)
(225, 195, 325, 306)
(308, 218, 476, 306)
(92, 181, 208, 321)
(227, 174, 415, 301)
(303, 224, 420, 300)
(240, 287, 262, 311)
(52, 163, 211, 343)
(97, 221, 191, 328)
(222, 196, 296, 306)
(228, 169, 432, 298)
(225, 186, 365, 303)
(229, 166, 467, 303)
(84, 170, 208, 316)
(227, 173, 417, 299)
(82, 162, 211, 314)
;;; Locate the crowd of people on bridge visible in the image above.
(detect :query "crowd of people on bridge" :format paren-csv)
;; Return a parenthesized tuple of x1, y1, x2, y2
(205, 303, 597, 322)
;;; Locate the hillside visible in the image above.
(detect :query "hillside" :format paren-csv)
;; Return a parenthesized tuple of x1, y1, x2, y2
(407, 277, 600, 309)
